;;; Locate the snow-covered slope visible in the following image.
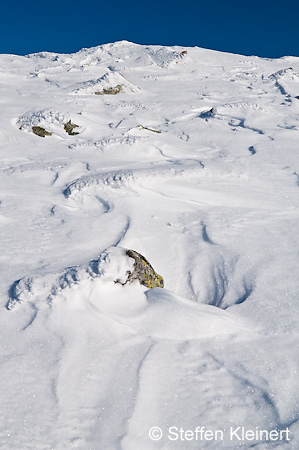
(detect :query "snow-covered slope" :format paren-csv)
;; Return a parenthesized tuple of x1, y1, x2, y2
(1, 40, 299, 449)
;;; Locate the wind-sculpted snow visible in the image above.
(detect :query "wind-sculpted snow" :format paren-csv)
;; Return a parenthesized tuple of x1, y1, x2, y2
(1, 41, 299, 449)
(264, 67, 299, 105)
(63, 159, 204, 200)
(7, 247, 134, 310)
(68, 135, 145, 150)
(72, 41, 189, 69)
(17, 108, 68, 128)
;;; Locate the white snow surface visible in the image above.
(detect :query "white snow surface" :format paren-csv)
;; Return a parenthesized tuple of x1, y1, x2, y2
(1, 41, 299, 449)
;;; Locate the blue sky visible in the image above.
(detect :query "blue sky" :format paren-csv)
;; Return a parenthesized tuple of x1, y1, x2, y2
(2, 0, 299, 57)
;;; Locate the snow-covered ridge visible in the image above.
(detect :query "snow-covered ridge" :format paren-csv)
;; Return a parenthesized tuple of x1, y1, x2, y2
(1, 41, 299, 449)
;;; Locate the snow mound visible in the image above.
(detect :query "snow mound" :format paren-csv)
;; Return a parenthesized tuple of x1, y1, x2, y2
(147, 46, 189, 67)
(72, 71, 140, 95)
(74, 41, 148, 67)
(7, 247, 141, 310)
(269, 67, 299, 81)
(16, 108, 81, 137)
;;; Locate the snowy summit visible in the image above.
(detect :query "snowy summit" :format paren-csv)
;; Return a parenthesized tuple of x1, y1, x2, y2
(0, 40, 299, 449)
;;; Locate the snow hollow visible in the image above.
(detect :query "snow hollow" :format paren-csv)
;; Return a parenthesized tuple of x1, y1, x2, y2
(0, 41, 299, 449)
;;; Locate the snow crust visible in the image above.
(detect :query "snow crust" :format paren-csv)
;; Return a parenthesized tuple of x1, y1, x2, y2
(1, 40, 299, 449)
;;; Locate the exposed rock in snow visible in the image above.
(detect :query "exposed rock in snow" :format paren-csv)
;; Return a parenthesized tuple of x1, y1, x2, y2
(117, 249, 164, 288)
(64, 120, 80, 135)
(17, 108, 81, 138)
(32, 125, 52, 137)
(6, 247, 163, 310)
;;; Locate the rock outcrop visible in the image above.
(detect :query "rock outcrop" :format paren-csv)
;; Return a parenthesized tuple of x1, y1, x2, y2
(118, 249, 164, 288)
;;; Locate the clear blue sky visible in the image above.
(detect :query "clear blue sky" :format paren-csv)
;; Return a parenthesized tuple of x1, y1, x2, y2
(1, 0, 299, 57)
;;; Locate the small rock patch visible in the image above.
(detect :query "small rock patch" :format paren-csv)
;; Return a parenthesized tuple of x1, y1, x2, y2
(64, 120, 80, 135)
(32, 126, 52, 137)
(95, 85, 122, 95)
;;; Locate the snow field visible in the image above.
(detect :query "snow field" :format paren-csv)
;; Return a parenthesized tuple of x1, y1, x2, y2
(1, 41, 299, 449)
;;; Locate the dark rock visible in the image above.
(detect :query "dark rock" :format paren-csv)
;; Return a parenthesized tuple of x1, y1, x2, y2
(32, 126, 52, 137)
(64, 120, 79, 135)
